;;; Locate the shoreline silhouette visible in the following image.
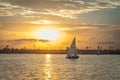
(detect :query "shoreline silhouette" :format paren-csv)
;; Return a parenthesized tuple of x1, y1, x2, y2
(0, 48, 119, 54)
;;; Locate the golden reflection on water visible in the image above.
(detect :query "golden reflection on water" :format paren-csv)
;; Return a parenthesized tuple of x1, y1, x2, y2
(46, 54, 51, 59)
(44, 54, 52, 80)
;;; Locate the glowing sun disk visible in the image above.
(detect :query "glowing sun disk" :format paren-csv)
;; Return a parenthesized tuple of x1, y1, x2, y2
(36, 28, 59, 40)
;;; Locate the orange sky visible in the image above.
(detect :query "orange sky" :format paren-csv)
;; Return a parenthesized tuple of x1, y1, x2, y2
(0, 0, 120, 49)
(0, 23, 119, 50)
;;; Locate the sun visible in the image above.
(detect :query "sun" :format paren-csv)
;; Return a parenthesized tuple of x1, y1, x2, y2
(36, 28, 60, 40)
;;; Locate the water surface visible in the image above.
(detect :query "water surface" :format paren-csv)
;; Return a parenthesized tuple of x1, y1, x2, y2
(0, 54, 120, 80)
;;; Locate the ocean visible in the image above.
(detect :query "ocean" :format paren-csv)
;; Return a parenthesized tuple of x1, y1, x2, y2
(0, 54, 120, 80)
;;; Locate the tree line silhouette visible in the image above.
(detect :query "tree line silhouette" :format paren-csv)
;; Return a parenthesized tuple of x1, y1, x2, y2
(0, 45, 119, 54)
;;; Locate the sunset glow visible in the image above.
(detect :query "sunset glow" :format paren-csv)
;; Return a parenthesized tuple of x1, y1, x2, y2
(0, 0, 120, 49)
(0, 0, 120, 80)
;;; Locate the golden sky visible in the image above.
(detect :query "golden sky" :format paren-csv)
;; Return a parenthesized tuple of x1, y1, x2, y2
(0, 0, 120, 49)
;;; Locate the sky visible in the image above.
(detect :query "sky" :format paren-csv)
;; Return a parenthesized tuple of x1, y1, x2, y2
(0, 0, 120, 50)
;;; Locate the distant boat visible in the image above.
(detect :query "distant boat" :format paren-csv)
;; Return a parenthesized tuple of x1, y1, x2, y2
(66, 37, 79, 59)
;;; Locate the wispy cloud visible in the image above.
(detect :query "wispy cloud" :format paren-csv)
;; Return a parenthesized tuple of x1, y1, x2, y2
(0, 39, 49, 43)
(59, 24, 119, 32)
(0, 0, 120, 19)
(97, 41, 114, 45)
(0, 1, 37, 16)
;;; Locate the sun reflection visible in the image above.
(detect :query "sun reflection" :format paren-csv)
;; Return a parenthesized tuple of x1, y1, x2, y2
(44, 54, 52, 79)
(46, 54, 51, 59)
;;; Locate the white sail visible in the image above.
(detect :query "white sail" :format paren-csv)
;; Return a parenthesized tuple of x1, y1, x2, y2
(67, 37, 78, 57)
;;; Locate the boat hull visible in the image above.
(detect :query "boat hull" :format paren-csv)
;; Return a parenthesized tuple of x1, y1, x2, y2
(66, 56, 79, 59)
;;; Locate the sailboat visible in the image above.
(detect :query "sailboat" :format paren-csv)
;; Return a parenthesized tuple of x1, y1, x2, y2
(66, 37, 79, 59)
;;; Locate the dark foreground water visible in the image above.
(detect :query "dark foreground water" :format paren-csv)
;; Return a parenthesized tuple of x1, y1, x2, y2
(0, 54, 120, 80)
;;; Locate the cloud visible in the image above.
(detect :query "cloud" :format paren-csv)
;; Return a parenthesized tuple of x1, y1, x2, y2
(59, 24, 117, 32)
(97, 41, 114, 45)
(0, 39, 49, 43)
(0, 22, 2, 27)
(0, 1, 36, 16)
(38, 39, 49, 42)
(0, 0, 120, 19)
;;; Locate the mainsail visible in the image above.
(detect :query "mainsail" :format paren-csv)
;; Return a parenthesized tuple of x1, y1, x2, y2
(67, 37, 78, 57)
